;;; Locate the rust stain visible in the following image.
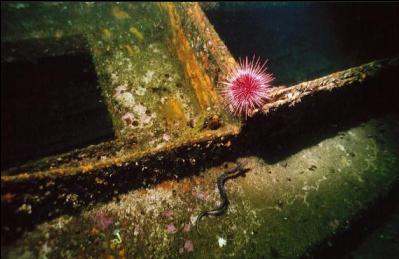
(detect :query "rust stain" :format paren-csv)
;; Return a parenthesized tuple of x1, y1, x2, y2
(180, 180, 191, 193)
(1, 125, 239, 183)
(162, 98, 187, 128)
(193, 176, 207, 186)
(1, 192, 15, 203)
(89, 227, 99, 237)
(162, 3, 219, 109)
(82, 165, 94, 172)
(118, 248, 126, 259)
(202, 53, 209, 70)
(157, 180, 175, 190)
(190, 3, 236, 74)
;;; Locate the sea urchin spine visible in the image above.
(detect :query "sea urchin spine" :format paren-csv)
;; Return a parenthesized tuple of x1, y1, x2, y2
(220, 56, 274, 118)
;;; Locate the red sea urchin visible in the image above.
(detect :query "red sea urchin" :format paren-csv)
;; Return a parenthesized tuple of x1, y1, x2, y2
(220, 56, 274, 118)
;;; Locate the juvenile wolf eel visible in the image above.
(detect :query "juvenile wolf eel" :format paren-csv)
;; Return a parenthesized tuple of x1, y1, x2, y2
(196, 162, 248, 235)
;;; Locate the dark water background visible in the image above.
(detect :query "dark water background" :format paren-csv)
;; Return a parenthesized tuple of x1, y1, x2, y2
(205, 2, 399, 86)
(1, 53, 114, 170)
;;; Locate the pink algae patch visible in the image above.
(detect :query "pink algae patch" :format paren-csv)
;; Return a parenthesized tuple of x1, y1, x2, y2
(184, 240, 194, 252)
(166, 223, 177, 234)
(162, 209, 174, 219)
(192, 190, 209, 201)
(182, 223, 191, 233)
(94, 211, 113, 231)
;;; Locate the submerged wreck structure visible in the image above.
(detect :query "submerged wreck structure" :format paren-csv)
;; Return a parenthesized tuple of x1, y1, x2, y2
(2, 2, 398, 258)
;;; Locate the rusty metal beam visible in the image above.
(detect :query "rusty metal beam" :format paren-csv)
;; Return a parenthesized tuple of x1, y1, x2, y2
(1, 57, 397, 186)
(262, 57, 398, 115)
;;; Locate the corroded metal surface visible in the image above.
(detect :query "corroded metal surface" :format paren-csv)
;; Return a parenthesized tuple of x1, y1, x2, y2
(262, 57, 399, 115)
(2, 2, 396, 186)
(2, 2, 399, 257)
(1, 2, 242, 244)
(1, 2, 241, 182)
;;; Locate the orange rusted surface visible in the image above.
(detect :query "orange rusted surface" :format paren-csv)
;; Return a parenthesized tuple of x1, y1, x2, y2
(163, 3, 219, 109)
(157, 180, 176, 191)
(163, 98, 187, 128)
(189, 3, 236, 74)
(1, 193, 16, 203)
(180, 180, 191, 193)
